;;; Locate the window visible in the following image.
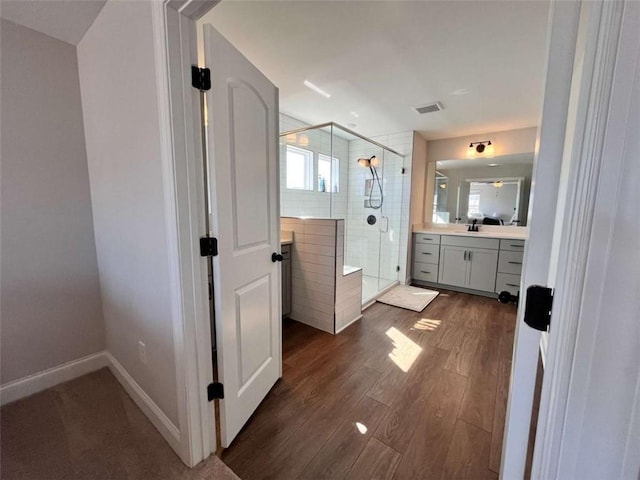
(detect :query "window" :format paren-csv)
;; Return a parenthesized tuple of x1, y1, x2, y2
(468, 190, 482, 216)
(286, 146, 313, 190)
(318, 154, 339, 193)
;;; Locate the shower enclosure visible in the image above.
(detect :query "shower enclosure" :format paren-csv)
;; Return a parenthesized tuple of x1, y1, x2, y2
(280, 122, 406, 304)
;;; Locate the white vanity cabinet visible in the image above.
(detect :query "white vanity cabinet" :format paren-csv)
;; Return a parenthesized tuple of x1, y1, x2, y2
(412, 234, 440, 283)
(438, 236, 499, 292)
(411, 232, 525, 297)
(495, 239, 524, 295)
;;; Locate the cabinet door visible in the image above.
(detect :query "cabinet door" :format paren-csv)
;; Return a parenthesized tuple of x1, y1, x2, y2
(438, 245, 468, 288)
(467, 248, 498, 292)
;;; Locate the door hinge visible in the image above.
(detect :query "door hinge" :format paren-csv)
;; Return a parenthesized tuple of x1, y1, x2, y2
(523, 285, 553, 332)
(191, 66, 211, 91)
(207, 382, 224, 401)
(401, 167, 406, 174)
(200, 237, 218, 257)
(396, 265, 400, 272)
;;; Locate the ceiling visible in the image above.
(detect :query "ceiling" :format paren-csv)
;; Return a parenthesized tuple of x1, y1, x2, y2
(0, 0, 106, 45)
(200, 1, 550, 140)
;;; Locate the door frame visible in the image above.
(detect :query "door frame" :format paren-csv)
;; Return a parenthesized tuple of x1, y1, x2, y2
(530, 1, 631, 477)
(502, 0, 629, 477)
(151, 0, 219, 467)
(500, 1, 583, 476)
(151, 0, 627, 472)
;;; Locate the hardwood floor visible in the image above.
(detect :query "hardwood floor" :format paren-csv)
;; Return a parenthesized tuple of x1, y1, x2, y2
(222, 289, 516, 479)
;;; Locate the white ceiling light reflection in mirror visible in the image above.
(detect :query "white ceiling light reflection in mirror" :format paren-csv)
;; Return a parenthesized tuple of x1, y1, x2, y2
(198, 1, 550, 139)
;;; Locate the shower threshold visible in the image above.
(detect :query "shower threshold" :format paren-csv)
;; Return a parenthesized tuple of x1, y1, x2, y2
(362, 275, 399, 310)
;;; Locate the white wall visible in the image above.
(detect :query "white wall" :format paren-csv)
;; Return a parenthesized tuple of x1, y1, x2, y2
(427, 126, 538, 163)
(0, 19, 104, 385)
(77, 2, 178, 425)
(411, 133, 428, 226)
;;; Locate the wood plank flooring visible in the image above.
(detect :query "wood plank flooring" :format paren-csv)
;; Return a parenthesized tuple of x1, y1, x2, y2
(222, 289, 516, 479)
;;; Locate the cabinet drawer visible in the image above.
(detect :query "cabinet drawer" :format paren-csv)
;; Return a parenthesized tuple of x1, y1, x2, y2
(500, 239, 525, 252)
(498, 250, 523, 275)
(414, 242, 440, 264)
(441, 235, 499, 250)
(496, 273, 521, 295)
(414, 233, 440, 245)
(413, 262, 438, 283)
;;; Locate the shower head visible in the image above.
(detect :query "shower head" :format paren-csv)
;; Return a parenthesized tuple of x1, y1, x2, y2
(357, 155, 378, 168)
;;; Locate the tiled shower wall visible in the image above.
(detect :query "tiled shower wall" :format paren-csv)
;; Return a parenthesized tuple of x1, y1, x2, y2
(279, 114, 348, 219)
(371, 132, 414, 286)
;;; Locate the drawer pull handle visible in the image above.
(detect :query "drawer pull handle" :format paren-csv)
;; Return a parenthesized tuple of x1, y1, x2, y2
(510, 244, 524, 248)
(506, 283, 519, 287)
(423, 237, 433, 241)
(422, 252, 432, 255)
(508, 261, 522, 265)
(420, 271, 431, 274)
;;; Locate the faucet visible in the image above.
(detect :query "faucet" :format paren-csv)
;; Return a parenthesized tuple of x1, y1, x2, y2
(468, 219, 479, 232)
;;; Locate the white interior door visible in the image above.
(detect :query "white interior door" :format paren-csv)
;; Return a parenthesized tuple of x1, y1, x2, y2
(204, 24, 281, 448)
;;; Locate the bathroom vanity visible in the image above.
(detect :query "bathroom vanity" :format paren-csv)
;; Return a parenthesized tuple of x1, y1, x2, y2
(411, 225, 526, 297)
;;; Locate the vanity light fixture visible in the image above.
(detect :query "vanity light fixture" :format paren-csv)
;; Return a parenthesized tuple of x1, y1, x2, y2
(487, 163, 500, 167)
(467, 140, 495, 158)
(469, 140, 492, 153)
(492, 180, 504, 188)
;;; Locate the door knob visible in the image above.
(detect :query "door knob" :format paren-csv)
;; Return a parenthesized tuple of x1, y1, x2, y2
(272, 252, 284, 262)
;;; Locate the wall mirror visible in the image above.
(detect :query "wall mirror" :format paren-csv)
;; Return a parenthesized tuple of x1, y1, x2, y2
(432, 154, 533, 226)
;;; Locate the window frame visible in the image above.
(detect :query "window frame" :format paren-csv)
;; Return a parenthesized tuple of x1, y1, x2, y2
(285, 145, 314, 191)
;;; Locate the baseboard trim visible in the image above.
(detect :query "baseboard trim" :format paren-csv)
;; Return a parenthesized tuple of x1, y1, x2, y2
(104, 352, 181, 454)
(335, 314, 363, 334)
(0, 351, 109, 406)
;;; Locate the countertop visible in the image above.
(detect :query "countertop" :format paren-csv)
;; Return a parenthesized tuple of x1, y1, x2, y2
(413, 224, 528, 240)
(281, 230, 294, 245)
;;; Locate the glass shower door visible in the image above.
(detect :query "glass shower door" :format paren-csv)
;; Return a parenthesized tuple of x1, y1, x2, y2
(353, 142, 384, 303)
(377, 149, 404, 293)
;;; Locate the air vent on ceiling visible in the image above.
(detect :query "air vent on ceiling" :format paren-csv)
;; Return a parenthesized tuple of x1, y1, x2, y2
(412, 102, 444, 114)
